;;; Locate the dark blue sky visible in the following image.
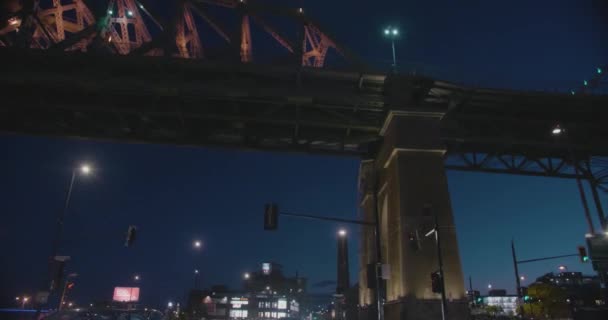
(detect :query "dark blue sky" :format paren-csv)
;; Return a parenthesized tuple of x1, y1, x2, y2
(1, 0, 607, 310)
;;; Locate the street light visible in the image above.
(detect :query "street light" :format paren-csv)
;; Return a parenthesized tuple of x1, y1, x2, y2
(488, 284, 492, 289)
(80, 164, 91, 175)
(382, 26, 399, 71)
(244, 272, 250, 279)
(194, 240, 202, 248)
(559, 265, 567, 271)
(134, 275, 140, 281)
(51, 163, 94, 263)
(338, 229, 347, 237)
(520, 276, 525, 281)
(168, 302, 174, 308)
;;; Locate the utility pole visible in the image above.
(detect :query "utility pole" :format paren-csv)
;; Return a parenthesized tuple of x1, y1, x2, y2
(511, 240, 524, 317)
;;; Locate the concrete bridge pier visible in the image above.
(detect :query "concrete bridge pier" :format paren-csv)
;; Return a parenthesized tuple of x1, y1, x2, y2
(359, 111, 469, 320)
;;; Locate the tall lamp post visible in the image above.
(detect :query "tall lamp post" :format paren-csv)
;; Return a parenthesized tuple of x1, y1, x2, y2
(49, 163, 92, 294)
(193, 240, 202, 289)
(383, 26, 399, 72)
(51, 164, 92, 260)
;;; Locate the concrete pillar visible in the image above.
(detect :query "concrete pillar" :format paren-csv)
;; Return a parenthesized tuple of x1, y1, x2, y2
(358, 111, 469, 320)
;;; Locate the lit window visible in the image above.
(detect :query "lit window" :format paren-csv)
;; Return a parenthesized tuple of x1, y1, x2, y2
(271, 312, 277, 318)
(278, 312, 287, 318)
(265, 312, 270, 318)
(278, 300, 287, 309)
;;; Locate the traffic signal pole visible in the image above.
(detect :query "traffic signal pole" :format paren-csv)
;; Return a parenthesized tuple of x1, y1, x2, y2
(265, 203, 383, 320)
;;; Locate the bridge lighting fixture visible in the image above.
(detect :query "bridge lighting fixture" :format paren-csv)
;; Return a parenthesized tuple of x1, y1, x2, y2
(139, 4, 144, 9)
(107, 9, 113, 15)
(551, 125, 563, 136)
(127, 10, 134, 17)
(8, 17, 20, 26)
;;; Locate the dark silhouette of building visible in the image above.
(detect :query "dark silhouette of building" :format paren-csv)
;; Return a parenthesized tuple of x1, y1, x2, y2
(535, 271, 602, 307)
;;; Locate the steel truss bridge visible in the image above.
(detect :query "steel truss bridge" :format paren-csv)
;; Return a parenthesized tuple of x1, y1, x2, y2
(1, 2, 607, 199)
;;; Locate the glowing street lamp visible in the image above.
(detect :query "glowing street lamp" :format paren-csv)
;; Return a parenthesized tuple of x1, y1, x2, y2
(134, 274, 140, 281)
(168, 301, 174, 308)
(520, 276, 525, 281)
(558, 265, 567, 271)
(194, 240, 202, 249)
(382, 26, 400, 71)
(244, 272, 250, 280)
(338, 229, 347, 237)
(51, 162, 95, 294)
(488, 284, 492, 289)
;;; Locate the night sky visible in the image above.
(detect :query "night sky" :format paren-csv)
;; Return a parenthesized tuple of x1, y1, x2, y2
(2, 0, 608, 310)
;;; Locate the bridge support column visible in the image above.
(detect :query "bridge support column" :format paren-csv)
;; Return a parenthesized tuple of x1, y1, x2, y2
(359, 112, 469, 320)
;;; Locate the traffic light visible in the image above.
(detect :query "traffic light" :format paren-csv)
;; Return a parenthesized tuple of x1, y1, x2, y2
(264, 203, 279, 230)
(125, 225, 137, 247)
(578, 246, 589, 263)
(430, 271, 442, 293)
(524, 295, 530, 302)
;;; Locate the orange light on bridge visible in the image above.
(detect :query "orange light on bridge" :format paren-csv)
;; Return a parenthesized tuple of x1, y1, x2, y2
(8, 17, 21, 26)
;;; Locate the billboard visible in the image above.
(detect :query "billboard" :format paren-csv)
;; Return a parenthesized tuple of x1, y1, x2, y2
(113, 287, 140, 302)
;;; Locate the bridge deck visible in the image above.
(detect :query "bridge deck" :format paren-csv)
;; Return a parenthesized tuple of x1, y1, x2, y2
(1, 48, 607, 186)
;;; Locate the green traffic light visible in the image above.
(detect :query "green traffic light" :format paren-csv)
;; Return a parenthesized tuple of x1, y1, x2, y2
(584, 80, 588, 86)
(524, 295, 530, 301)
(583, 256, 589, 262)
(598, 67, 603, 74)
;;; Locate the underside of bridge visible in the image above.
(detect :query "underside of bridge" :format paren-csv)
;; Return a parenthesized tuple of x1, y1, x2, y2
(2, 1, 608, 320)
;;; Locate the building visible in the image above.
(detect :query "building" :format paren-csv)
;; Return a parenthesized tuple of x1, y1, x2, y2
(244, 262, 305, 320)
(186, 263, 307, 320)
(482, 295, 518, 315)
(535, 271, 602, 306)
